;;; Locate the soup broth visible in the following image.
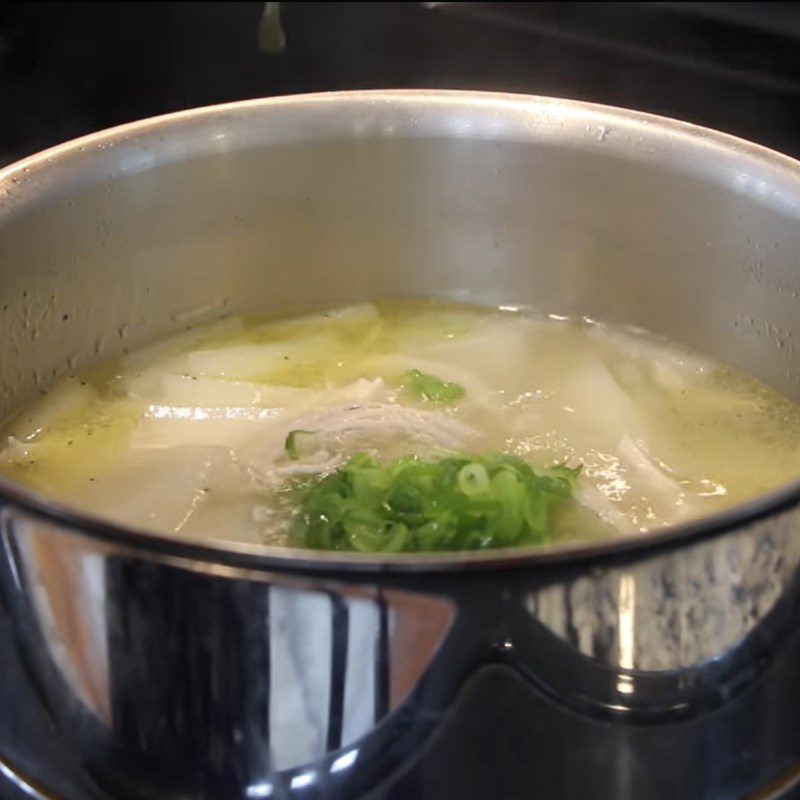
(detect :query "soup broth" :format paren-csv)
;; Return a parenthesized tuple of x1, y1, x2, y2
(3, 301, 799, 551)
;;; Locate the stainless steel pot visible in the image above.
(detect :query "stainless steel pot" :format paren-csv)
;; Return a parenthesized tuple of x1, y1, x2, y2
(2, 91, 800, 800)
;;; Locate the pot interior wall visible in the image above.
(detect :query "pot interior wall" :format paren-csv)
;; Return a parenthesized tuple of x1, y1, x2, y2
(1, 98, 799, 421)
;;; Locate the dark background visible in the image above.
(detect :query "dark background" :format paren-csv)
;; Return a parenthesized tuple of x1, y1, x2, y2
(1, 2, 800, 167)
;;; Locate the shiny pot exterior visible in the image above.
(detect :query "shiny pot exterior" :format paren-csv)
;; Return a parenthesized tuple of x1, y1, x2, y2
(2, 92, 800, 800)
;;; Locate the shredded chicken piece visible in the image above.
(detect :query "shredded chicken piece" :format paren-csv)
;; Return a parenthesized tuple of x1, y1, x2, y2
(248, 401, 477, 489)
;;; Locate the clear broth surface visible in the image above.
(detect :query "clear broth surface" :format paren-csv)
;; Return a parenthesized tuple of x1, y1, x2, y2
(3, 300, 799, 548)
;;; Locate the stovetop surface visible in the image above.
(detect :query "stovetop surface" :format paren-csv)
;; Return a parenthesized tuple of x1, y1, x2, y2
(1, 2, 800, 168)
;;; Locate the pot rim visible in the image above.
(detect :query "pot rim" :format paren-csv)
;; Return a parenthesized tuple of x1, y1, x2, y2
(2, 88, 800, 574)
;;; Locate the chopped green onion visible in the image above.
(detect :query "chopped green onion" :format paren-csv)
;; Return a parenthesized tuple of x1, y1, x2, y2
(457, 463, 490, 496)
(284, 429, 317, 460)
(290, 452, 580, 553)
(399, 369, 465, 404)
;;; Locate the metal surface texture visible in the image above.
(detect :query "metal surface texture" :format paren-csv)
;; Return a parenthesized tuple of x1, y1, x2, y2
(2, 91, 800, 799)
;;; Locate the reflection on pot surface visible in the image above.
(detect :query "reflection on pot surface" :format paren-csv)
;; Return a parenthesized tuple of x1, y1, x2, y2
(2, 509, 457, 795)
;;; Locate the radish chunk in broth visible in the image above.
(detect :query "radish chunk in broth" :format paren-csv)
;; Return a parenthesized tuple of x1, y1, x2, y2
(2, 300, 799, 552)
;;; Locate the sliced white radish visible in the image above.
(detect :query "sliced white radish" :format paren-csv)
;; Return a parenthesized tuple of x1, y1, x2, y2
(557, 362, 641, 443)
(281, 302, 379, 327)
(156, 375, 313, 407)
(8, 378, 96, 442)
(187, 335, 333, 380)
(122, 316, 244, 371)
(132, 405, 286, 449)
(70, 446, 244, 534)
